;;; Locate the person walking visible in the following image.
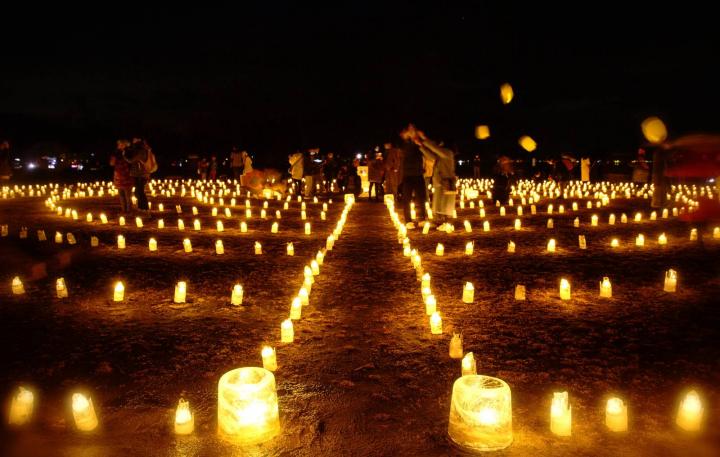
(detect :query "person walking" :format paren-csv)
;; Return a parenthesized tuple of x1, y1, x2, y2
(110, 139, 134, 213)
(398, 125, 427, 228)
(123, 139, 153, 212)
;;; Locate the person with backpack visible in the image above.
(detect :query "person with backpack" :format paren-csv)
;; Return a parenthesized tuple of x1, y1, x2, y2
(123, 138, 155, 212)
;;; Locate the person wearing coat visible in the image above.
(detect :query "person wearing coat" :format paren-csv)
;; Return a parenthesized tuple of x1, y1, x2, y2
(417, 132, 456, 231)
(288, 152, 304, 195)
(123, 138, 151, 211)
(384, 143, 402, 198)
(368, 153, 385, 201)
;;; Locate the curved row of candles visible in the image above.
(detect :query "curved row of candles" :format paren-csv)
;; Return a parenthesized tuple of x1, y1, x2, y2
(385, 197, 707, 452)
(5, 195, 356, 444)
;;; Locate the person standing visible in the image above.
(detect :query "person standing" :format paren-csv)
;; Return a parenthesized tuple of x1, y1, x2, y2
(418, 132, 456, 231)
(0, 140, 11, 182)
(384, 143, 402, 198)
(110, 139, 134, 213)
(581, 156, 591, 182)
(303, 151, 316, 197)
(368, 152, 385, 201)
(323, 152, 338, 194)
(209, 155, 218, 180)
(197, 157, 209, 180)
(123, 139, 152, 212)
(473, 154, 482, 179)
(288, 151, 304, 196)
(399, 125, 426, 228)
(230, 147, 243, 179)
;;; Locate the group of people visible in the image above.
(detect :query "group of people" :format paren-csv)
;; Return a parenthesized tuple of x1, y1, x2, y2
(196, 148, 253, 181)
(110, 138, 156, 213)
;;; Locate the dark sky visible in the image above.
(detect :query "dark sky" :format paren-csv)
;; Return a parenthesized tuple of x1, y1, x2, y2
(1, 3, 718, 166)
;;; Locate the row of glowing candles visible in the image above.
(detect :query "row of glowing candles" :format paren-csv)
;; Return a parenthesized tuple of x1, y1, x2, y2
(4, 383, 705, 437)
(388, 200, 705, 451)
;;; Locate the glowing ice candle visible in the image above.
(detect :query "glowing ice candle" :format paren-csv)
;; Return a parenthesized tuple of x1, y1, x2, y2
(91, 236, 99, 247)
(514, 218, 521, 230)
(605, 397, 628, 432)
(72, 393, 98, 432)
(635, 234, 645, 246)
(547, 204, 554, 215)
(148, 238, 157, 251)
(436, 243, 445, 256)
(283, 202, 289, 210)
(461, 352, 477, 376)
(216, 240, 225, 255)
(559, 278, 571, 300)
(499, 206, 506, 216)
(225, 207, 231, 218)
(113, 281, 125, 302)
(550, 391, 572, 437)
(297, 286, 309, 307)
(119, 216, 126, 226)
(609, 214, 616, 225)
(192, 219, 200, 231)
(531, 205, 537, 215)
(465, 242, 474, 256)
(425, 294, 437, 315)
(216, 220, 224, 232)
(676, 390, 703, 432)
(326, 235, 335, 250)
(281, 319, 294, 342)
(72, 210, 78, 220)
(157, 218, 165, 229)
(658, 233, 667, 245)
(56, 278, 68, 298)
(547, 239, 556, 252)
(240, 221, 247, 233)
(260, 209, 267, 219)
(634, 212, 642, 222)
(311, 260, 320, 276)
(183, 238, 192, 253)
(86, 213, 93, 222)
(174, 281, 187, 303)
(290, 297, 302, 320)
(483, 221, 490, 232)
(449, 333, 464, 358)
(480, 208, 486, 218)
(37, 230, 46, 241)
(421, 273, 431, 290)
(174, 398, 194, 435)
(67, 233, 76, 245)
(287, 243, 294, 256)
(55, 231, 63, 243)
(8, 386, 34, 425)
(275, 210, 281, 219)
(599, 277, 612, 298)
(430, 311, 443, 334)
(421, 222, 431, 235)
(690, 228, 697, 241)
(254, 242, 262, 255)
(448, 375, 513, 451)
(304, 266, 314, 284)
(464, 220, 472, 232)
(578, 235, 587, 250)
(462, 282, 475, 303)
(650, 211, 657, 221)
(100, 213, 108, 224)
(178, 219, 185, 231)
(192, 206, 198, 216)
(506, 241, 516, 253)
(621, 214, 628, 224)
(714, 227, 720, 239)
(176, 205, 182, 214)
(547, 219, 554, 229)
(515, 284, 526, 301)
(158, 203, 164, 212)
(301, 210, 307, 220)
(664, 269, 677, 292)
(12, 276, 25, 295)
(135, 217, 143, 228)
(262, 346, 277, 372)
(117, 235, 126, 249)
(305, 222, 311, 235)
(611, 238, 619, 248)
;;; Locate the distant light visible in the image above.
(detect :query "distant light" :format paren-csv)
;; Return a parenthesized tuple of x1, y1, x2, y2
(709, 178, 716, 183)
(458, 160, 464, 166)
(356, 153, 362, 159)
(27, 163, 36, 169)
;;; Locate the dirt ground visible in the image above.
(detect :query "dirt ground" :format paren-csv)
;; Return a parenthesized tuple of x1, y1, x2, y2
(0, 183, 719, 456)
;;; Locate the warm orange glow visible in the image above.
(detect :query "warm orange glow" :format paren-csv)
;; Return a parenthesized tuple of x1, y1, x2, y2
(641, 116, 668, 144)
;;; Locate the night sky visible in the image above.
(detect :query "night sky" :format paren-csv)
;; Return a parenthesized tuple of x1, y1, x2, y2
(1, 4, 718, 166)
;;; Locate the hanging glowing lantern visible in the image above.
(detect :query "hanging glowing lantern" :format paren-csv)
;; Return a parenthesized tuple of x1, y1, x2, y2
(183, 238, 193, 253)
(641, 116, 668, 144)
(260, 346, 278, 372)
(430, 311, 443, 334)
(113, 281, 125, 302)
(664, 269, 677, 292)
(475, 125, 491, 140)
(448, 375, 513, 451)
(241, 221, 248, 233)
(519, 135, 537, 152)
(217, 367, 281, 444)
(605, 397, 628, 432)
(500, 83, 514, 104)
(174, 398, 194, 435)
(461, 352, 477, 376)
(599, 277, 612, 298)
(611, 238, 619, 248)
(547, 239, 556, 252)
(56, 278, 68, 298)
(174, 281, 187, 303)
(515, 284, 526, 301)
(231, 284, 244, 305)
(281, 319, 294, 343)
(550, 392, 572, 437)
(8, 386, 34, 426)
(658, 233, 667, 245)
(559, 278, 571, 300)
(676, 390, 703, 432)
(216, 240, 225, 255)
(66, 233, 76, 245)
(304, 222, 311, 235)
(72, 393, 98, 432)
(255, 242, 262, 255)
(436, 243, 445, 256)
(462, 282, 475, 303)
(12, 276, 25, 295)
(149, 238, 158, 252)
